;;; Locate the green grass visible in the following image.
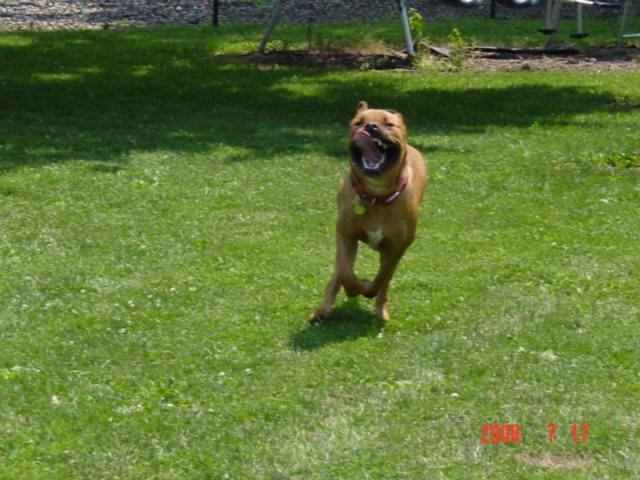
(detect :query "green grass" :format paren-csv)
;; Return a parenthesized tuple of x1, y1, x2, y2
(251, 15, 640, 48)
(1, 20, 639, 479)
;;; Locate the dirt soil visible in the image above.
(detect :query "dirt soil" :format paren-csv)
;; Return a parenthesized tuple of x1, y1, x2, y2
(228, 45, 640, 72)
(467, 45, 640, 72)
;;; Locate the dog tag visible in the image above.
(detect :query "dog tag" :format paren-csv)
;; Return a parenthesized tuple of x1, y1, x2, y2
(353, 196, 365, 215)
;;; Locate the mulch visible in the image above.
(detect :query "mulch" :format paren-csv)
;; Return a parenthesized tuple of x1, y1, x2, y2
(221, 45, 640, 72)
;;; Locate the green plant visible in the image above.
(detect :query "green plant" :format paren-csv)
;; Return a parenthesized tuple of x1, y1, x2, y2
(412, 27, 476, 72)
(263, 38, 289, 53)
(443, 27, 475, 71)
(409, 8, 425, 43)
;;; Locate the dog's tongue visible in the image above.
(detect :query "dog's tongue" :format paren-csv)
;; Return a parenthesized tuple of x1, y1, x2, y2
(354, 129, 384, 170)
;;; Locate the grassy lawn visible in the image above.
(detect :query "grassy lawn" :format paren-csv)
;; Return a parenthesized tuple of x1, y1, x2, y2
(1, 19, 639, 479)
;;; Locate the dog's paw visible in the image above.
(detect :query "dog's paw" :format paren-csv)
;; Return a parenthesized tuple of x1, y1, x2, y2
(343, 284, 361, 298)
(308, 312, 328, 325)
(376, 305, 390, 321)
(376, 297, 390, 321)
(361, 280, 377, 299)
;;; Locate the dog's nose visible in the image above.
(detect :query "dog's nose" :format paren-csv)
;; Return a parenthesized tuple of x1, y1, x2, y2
(365, 123, 379, 133)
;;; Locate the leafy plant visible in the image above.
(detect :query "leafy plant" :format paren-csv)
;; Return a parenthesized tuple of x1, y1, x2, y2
(412, 28, 475, 72)
(409, 8, 425, 43)
(442, 27, 475, 71)
(263, 39, 289, 53)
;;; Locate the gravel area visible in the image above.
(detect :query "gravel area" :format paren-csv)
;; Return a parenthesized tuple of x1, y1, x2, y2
(0, 0, 556, 31)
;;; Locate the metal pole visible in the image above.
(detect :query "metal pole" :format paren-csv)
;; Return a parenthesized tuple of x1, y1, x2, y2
(398, 0, 415, 56)
(258, 0, 286, 53)
(544, 0, 562, 48)
(576, 4, 583, 35)
(212, 0, 219, 27)
(618, 0, 630, 45)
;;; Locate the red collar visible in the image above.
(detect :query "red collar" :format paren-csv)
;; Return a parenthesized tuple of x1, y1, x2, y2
(350, 170, 409, 205)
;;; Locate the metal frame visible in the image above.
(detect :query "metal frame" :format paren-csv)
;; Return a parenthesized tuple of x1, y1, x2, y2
(620, 0, 640, 41)
(541, 0, 638, 47)
(258, 0, 415, 54)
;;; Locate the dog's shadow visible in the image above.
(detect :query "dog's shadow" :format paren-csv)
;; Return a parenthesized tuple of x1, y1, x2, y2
(290, 299, 384, 351)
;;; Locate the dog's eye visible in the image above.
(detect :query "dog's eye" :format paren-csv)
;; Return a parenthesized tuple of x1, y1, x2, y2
(385, 122, 395, 128)
(354, 120, 364, 127)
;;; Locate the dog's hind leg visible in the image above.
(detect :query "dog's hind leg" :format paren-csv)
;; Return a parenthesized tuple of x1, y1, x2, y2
(363, 247, 406, 320)
(375, 283, 391, 321)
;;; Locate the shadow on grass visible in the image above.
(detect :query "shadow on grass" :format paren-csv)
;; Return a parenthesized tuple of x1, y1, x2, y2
(290, 298, 384, 351)
(0, 27, 630, 173)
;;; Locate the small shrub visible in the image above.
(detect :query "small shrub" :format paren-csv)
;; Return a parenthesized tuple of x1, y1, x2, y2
(263, 39, 289, 53)
(409, 8, 425, 43)
(443, 27, 475, 71)
(413, 28, 475, 72)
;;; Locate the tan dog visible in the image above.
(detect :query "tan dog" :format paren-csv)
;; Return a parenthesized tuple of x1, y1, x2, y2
(309, 101, 427, 323)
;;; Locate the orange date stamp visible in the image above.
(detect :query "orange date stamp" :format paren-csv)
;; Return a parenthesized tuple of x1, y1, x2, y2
(480, 423, 589, 444)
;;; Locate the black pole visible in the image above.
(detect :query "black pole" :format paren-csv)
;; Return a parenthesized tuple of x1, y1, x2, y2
(212, 0, 219, 27)
(490, 0, 496, 19)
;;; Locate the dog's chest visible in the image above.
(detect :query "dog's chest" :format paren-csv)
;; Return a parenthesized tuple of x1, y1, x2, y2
(360, 215, 408, 250)
(366, 228, 384, 248)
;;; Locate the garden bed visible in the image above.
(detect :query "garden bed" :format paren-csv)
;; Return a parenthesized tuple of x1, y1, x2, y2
(223, 44, 640, 71)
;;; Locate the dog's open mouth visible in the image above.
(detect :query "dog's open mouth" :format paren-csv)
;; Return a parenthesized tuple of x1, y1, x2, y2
(351, 128, 397, 174)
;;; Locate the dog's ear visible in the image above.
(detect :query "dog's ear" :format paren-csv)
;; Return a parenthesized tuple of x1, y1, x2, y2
(355, 101, 369, 114)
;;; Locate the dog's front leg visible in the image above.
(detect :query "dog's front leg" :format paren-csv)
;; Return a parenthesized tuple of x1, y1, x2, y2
(309, 234, 360, 323)
(308, 272, 340, 324)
